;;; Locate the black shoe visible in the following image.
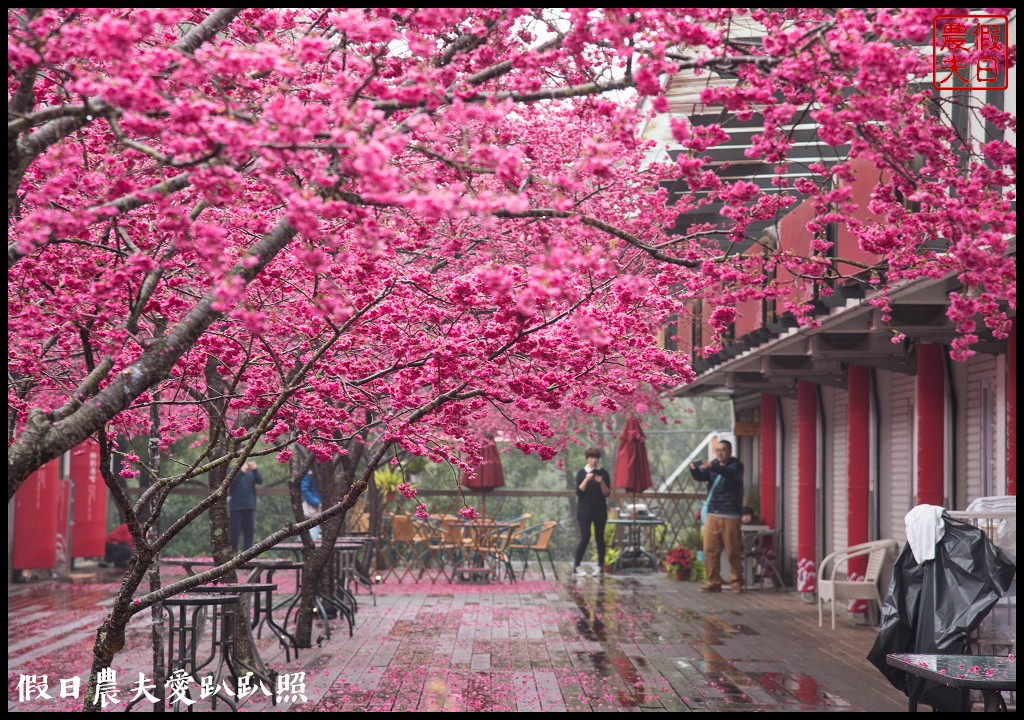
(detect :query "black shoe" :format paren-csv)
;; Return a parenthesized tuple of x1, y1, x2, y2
(98, 561, 110, 568)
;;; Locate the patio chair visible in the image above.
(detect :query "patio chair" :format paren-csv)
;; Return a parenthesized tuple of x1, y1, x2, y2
(478, 524, 518, 583)
(349, 511, 370, 533)
(504, 513, 532, 535)
(510, 520, 559, 580)
(414, 517, 456, 582)
(817, 538, 900, 629)
(388, 514, 433, 582)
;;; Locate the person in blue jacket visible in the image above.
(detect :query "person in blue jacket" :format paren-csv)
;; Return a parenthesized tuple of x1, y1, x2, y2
(228, 461, 263, 552)
(300, 469, 322, 541)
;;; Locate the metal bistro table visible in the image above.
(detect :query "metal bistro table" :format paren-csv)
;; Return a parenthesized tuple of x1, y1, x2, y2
(187, 582, 280, 703)
(275, 542, 356, 638)
(608, 516, 665, 572)
(452, 521, 514, 583)
(740, 525, 786, 590)
(162, 557, 298, 661)
(161, 594, 241, 712)
(886, 653, 1016, 712)
(242, 558, 303, 660)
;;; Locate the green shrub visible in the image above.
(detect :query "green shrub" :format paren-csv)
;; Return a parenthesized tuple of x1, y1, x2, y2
(690, 559, 707, 583)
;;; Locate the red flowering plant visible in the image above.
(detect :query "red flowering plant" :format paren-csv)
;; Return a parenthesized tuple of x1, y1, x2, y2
(665, 547, 693, 575)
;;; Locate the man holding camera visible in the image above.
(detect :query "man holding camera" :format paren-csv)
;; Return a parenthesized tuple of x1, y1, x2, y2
(228, 460, 263, 553)
(689, 440, 745, 593)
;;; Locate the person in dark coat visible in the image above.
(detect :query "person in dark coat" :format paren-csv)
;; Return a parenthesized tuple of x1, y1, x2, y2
(689, 439, 745, 593)
(228, 461, 263, 552)
(573, 446, 611, 576)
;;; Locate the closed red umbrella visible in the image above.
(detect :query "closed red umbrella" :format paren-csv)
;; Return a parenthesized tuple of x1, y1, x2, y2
(461, 436, 505, 517)
(614, 416, 652, 495)
(613, 416, 655, 570)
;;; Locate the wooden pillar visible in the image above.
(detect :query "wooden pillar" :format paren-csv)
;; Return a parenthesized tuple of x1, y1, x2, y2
(846, 365, 871, 602)
(916, 344, 945, 506)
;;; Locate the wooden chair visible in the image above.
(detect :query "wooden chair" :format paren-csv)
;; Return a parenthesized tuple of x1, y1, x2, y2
(387, 514, 432, 582)
(413, 517, 454, 582)
(478, 524, 518, 583)
(351, 512, 370, 533)
(509, 520, 559, 580)
(438, 517, 472, 565)
(817, 538, 900, 629)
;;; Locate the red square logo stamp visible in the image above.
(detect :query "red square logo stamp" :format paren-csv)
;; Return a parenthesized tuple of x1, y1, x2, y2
(933, 14, 1009, 90)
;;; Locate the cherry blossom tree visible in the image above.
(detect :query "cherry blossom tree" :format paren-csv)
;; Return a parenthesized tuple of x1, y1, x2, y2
(8, 7, 1016, 495)
(7, 8, 1015, 710)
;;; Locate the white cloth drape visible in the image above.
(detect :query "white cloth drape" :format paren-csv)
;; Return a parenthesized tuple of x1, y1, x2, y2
(904, 504, 946, 564)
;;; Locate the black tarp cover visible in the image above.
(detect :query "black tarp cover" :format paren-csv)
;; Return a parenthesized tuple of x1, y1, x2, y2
(866, 514, 1016, 711)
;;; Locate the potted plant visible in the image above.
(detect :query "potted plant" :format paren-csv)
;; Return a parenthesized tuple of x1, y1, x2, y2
(603, 546, 621, 573)
(664, 546, 693, 581)
(690, 558, 706, 584)
(374, 467, 403, 505)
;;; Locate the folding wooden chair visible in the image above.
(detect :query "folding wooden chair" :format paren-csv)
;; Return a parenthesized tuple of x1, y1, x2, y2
(413, 517, 452, 582)
(478, 524, 518, 583)
(510, 520, 559, 580)
(387, 514, 432, 582)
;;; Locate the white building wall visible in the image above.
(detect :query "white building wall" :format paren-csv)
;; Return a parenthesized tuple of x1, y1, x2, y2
(781, 396, 800, 557)
(882, 372, 916, 545)
(964, 353, 999, 503)
(827, 385, 848, 558)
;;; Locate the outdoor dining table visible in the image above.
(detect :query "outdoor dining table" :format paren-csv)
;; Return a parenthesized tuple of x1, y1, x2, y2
(608, 516, 665, 572)
(451, 520, 514, 583)
(334, 533, 380, 604)
(885, 652, 1016, 712)
(241, 558, 303, 660)
(158, 593, 241, 712)
(162, 557, 299, 660)
(740, 525, 786, 590)
(274, 542, 358, 638)
(185, 582, 280, 701)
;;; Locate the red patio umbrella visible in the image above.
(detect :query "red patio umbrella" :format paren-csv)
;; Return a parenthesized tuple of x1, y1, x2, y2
(613, 416, 655, 570)
(460, 436, 505, 518)
(614, 416, 652, 496)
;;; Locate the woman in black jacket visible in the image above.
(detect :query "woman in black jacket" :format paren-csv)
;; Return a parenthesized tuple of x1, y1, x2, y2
(573, 447, 611, 576)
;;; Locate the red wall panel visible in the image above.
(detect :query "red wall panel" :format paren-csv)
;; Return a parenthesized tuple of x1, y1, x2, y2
(13, 460, 60, 570)
(70, 440, 106, 557)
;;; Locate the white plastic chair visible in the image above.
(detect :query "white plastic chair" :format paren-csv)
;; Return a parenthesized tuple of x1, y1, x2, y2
(817, 539, 900, 629)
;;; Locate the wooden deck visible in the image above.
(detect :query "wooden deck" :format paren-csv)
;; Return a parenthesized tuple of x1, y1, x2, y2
(8, 561, 919, 712)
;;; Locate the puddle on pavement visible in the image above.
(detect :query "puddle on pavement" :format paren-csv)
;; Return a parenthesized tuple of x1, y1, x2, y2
(756, 671, 848, 707)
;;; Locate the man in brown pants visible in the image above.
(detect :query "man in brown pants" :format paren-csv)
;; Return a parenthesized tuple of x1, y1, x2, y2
(689, 440, 745, 593)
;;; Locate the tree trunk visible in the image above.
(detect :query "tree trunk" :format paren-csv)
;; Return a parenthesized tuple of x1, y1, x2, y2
(84, 562, 150, 711)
